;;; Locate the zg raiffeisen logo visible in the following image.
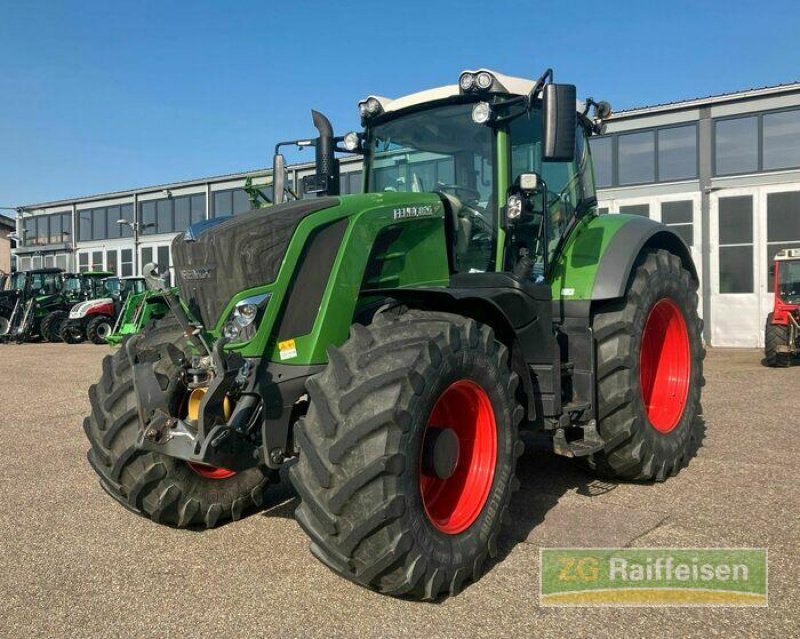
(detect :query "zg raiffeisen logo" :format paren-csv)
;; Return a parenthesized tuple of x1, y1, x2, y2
(539, 548, 768, 606)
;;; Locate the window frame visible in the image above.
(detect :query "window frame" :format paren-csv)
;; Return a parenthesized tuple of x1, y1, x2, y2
(590, 121, 699, 188)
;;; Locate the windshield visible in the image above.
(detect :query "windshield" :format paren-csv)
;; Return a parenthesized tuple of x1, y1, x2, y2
(104, 278, 120, 296)
(366, 102, 496, 272)
(30, 272, 61, 296)
(779, 260, 800, 303)
(9, 272, 26, 291)
(65, 276, 82, 295)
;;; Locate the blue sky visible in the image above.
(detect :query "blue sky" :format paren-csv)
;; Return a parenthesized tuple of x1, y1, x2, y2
(1, 0, 798, 207)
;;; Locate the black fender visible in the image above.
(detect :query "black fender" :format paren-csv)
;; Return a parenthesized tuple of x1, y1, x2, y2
(592, 215, 698, 301)
(361, 272, 557, 422)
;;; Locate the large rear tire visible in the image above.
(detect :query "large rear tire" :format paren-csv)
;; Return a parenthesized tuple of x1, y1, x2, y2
(41, 310, 68, 343)
(590, 249, 704, 481)
(83, 316, 273, 528)
(289, 309, 524, 599)
(764, 313, 791, 367)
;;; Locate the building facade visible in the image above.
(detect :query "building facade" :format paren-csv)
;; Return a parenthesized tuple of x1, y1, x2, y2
(0, 214, 14, 273)
(592, 82, 800, 347)
(12, 82, 800, 347)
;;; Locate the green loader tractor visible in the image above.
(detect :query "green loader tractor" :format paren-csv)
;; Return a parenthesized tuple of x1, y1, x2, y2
(82, 68, 704, 599)
(104, 286, 173, 345)
(0, 268, 94, 342)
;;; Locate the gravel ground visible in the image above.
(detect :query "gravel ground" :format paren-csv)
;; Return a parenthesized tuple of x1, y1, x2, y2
(0, 344, 797, 638)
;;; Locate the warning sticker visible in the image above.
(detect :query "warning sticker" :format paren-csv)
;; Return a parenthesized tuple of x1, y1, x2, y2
(278, 339, 298, 361)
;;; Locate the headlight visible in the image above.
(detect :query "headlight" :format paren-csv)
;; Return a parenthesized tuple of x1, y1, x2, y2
(366, 97, 381, 115)
(471, 102, 492, 125)
(343, 131, 361, 151)
(476, 71, 493, 90)
(221, 293, 270, 343)
(506, 194, 522, 221)
(459, 72, 475, 91)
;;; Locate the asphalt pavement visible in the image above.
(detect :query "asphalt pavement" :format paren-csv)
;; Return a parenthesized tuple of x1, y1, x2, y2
(0, 344, 797, 638)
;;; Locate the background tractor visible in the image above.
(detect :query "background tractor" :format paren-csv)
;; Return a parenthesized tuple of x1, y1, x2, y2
(0, 268, 80, 342)
(764, 247, 800, 366)
(60, 276, 146, 344)
(38, 270, 113, 342)
(104, 285, 173, 345)
(83, 67, 704, 599)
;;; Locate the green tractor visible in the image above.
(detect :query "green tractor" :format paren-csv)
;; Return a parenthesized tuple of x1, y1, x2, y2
(104, 285, 173, 345)
(83, 68, 703, 599)
(0, 268, 91, 342)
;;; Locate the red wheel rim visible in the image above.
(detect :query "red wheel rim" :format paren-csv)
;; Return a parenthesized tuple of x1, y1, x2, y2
(187, 462, 236, 480)
(420, 380, 497, 534)
(640, 298, 691, 433)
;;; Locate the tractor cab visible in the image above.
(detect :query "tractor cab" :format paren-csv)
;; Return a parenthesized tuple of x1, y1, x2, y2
(80, 271, 114, 300)
(357, 70, 605, 282)
(765, 248, 800, 366)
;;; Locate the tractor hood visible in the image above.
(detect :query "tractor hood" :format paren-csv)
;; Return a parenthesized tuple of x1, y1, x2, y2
(70, 298, 113, 320)
(172, 197, 340, 328)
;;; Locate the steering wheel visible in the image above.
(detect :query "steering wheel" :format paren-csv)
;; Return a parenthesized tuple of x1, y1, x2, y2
(435, 182, 481, 203)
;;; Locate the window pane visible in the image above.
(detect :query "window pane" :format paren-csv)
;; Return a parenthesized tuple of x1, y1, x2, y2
(213, 191, 232, 217)
(174, 196, 191, 233)
(715, 116, 758, 175)
(157, 246, 171, 285)
(658, 125, 697, 181)
(141, 246, 153, 268)
(121, 248, 133, 277)
(233, 189, 251, 215)
(91, 251, 104, 271)
(38, 217, 49, 245)
(719, 246, 753, 293)
(619, 204, 650, 217)
(190, 194, 206, 224)
(79, 252, 89, 269)
(23, 217, 35, 246)
(618, 131, 655, 185)
(767, 191, 800, 242)
(349, 171, 363, 194)
(119, 204, 134, 238)
(49, 214, 62, 244)
(62, 213, 73, 242)
(589, 137, 613, 187)
(106, 249, 118, 274)
(670, 224, 693, 247)
(56, 254, 68, 270)
(92, 208, 106, 240)
(763, 109, 800, 170)
(78, 210, 92, 241)
(156, 199, 173, 233)
(661, 200, 693, 225)
(140, 201, 156, 235)
(718, 196, 753, 244)
(598, 207, 609, 215)
(106, 206, 121, 239)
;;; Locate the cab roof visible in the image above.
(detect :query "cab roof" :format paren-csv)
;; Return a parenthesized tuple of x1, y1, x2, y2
(361, 69, 536, 117)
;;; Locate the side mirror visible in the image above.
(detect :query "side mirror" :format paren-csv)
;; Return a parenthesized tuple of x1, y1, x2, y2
(272, 153, 287, 205)
(542, 83, 577, 162)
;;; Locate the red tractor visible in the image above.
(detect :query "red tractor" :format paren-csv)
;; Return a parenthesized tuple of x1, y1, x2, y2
(765, 248, 800, 367)
(61, 276, 146, 344)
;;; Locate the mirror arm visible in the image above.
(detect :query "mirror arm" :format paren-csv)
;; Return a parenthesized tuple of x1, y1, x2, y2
(525, 68, 553, 111)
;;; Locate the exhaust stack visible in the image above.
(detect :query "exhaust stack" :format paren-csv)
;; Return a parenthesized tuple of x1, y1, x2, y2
(312, 110, 339, 196)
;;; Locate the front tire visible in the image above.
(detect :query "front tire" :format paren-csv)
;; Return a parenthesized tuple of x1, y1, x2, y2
(289, 309, 524, 599)
(59, 320, 84, 344)
(590, 249, 704, 481)
(764, 313, 791, 367)
(83, 317, 273, 528)
(86, 315, 114, 344)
